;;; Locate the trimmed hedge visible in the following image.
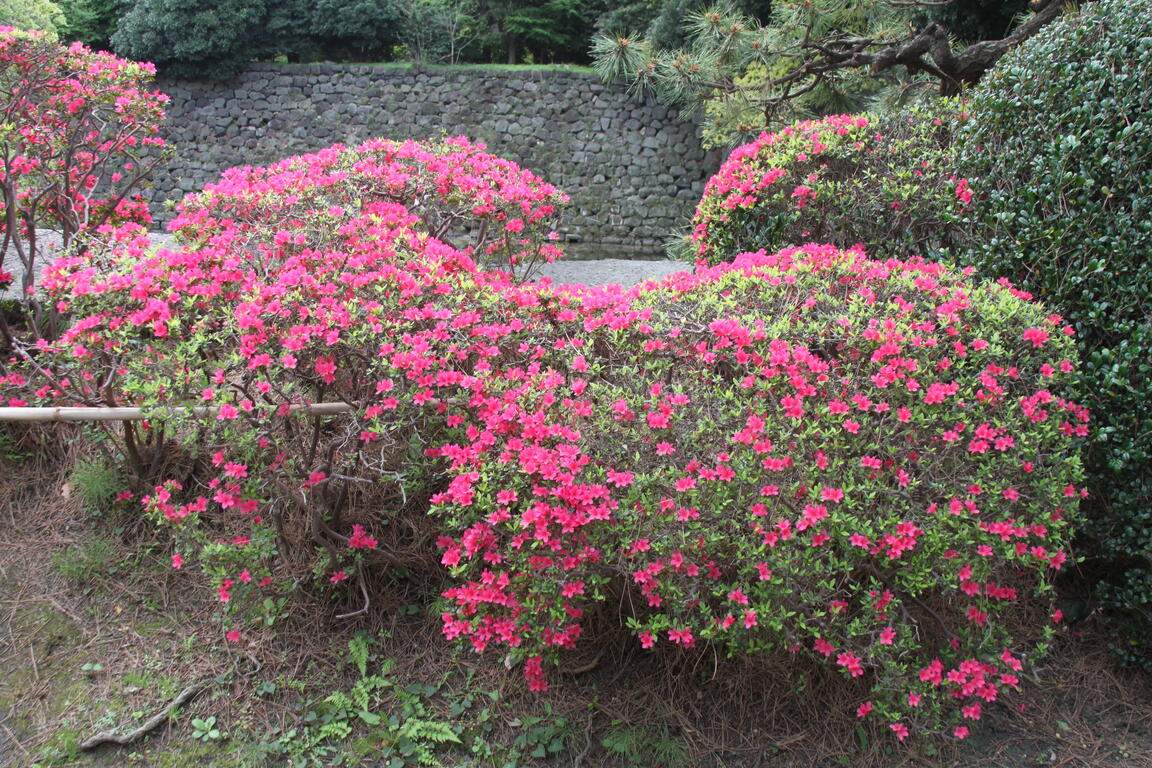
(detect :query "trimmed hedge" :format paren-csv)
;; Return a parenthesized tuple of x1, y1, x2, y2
(953, 0, 1152, 667)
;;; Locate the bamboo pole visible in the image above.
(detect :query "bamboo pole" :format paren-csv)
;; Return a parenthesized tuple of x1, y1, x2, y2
(0, 402, 355, 423)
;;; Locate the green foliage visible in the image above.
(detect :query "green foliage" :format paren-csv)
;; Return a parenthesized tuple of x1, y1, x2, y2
(0, 0, 65, 36)
(507, 705, 569, 761)
(311, 0, 405, 62)
(191, 715, 224, 741)
(56, 0, 121, 49)
(112, 0, 271, 79)
(953, 0, 1152, 666)
(691, 104, 968, 267)
(602, 721, 687, 767)
(70, 456, 124, 513)
(254, 640, 470, 767)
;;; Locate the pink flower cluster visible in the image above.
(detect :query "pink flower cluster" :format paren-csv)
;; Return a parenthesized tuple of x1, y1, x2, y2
(0, 27, 167, 298)
(428, 244, 1086, 736)
(691, 107, 970, 268)
(8, 132, 1086, 742)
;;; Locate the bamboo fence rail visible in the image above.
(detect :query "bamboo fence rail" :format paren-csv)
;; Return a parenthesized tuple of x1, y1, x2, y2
(0, 402, 355, 422)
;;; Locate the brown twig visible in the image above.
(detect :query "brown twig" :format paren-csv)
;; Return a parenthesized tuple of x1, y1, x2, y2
(78, 680, 209, 751)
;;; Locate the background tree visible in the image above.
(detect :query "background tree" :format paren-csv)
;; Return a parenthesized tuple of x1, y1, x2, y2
(593, 0, 1087, 147)
(112, 0, 270, 79)
(399, 0, 478, 64)
(56, 0, 121, 50)
(919, 0, 1030, 44)
(309, 0, 405, 62)
(643, 0, 771, 49)
(0, 0, 65, 36)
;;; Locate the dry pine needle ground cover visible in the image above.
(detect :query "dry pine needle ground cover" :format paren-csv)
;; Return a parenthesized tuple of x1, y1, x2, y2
(0, 427, 1150, 768)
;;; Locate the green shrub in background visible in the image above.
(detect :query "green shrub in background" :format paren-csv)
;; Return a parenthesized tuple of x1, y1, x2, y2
(690, 103, 969, 268)
(0, 0, 64, 37)
(954, 0, 1152, 668)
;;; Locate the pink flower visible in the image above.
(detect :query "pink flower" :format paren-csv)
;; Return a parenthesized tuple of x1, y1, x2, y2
(171, 552, 183, 569)
(856, 701, 873, 718)
(953, 726, 970, 740)
(955, 178, 972, 205)
(836, 651, 864, 677)
(890, 723, 909, 741)
(226, 629, 242, 643)
(646, 412, 670, 429)
(1022, 327, 1050, 347)
(820, 487, 844, 503)
(348, 524, 378, 550)
(330, 570, 348, 583)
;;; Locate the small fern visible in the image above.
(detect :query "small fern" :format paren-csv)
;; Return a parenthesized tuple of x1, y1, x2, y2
(348, 633, 371, 677)
(402, 718, 461, 746)
(602, 722, 688, 768)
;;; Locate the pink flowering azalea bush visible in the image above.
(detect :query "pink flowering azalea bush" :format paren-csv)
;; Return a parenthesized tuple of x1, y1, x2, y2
(432, 244, 1087, 737)
(171, 136, 567, 279)
(0, 27, 168, 306)
(3, 128, 1089, 742)
(691, 105, 970, 268)
(4, 137, 566, 627)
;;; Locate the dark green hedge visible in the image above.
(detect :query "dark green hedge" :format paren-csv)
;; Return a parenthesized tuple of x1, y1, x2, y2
(954, 0, 1152, 667)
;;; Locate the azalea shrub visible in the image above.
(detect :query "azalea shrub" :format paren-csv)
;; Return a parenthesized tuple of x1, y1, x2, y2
(433, 245, 1087, 738)
(3, 128, 1090, 742)
(0, 27, 168, 307)
(6, 137, 567, 630)
(690, 106, 969, 268)
(170, 136, 568, 279)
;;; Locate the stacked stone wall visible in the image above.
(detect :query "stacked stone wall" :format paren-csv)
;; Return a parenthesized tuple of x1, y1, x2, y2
(151, 64, 721, 259)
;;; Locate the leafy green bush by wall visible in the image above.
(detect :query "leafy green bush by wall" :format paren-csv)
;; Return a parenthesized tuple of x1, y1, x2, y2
(691, 104, 969, 268)
(112, 0, 273, 80)
(953, 0, 1152, 668)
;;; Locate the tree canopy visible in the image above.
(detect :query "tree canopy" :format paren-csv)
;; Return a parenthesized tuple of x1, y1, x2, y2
(593, 0, 1089, 146)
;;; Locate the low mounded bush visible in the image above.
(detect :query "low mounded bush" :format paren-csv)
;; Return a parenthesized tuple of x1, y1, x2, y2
(953, 0, 1152, 666)
(434, 244, 1086, 737)
(170, 135, 568, 278)
(5, 137, 567, 629)
(3, 135, 1088, 743)
(690, 105, 969, 268)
